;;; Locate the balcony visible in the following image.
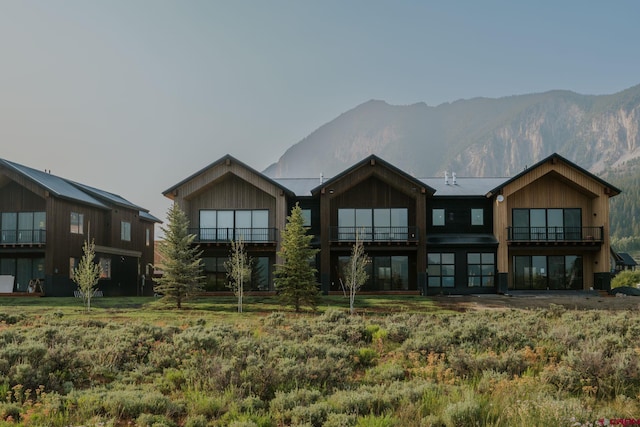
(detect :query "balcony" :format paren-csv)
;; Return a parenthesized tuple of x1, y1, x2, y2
(330, 226, 419, 243)
(0, 229, 47, 246)
(507, 226, 603, 244)
(189, 228, 277, 244)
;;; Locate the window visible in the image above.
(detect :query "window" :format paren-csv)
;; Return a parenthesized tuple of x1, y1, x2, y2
(99, 258, 111, 279)
(337, 255, 407, 291)
(337, 208, 408, 241)
(199, 210, 270, 241)
(432, 209, 445, 226)
(69, 257, 78, 279)
(121, 221, 131, 241)
(1, 212, 46, 243)
(301, 209, 312, 227)
(467, 253, 495, 287)
(146, 228, 151, 246)
(70, 212, 84, 234)
(512, 255, 582, 290)
(427, 253, 455, 287)
(512, 208, 581, 240)
(202, 256, 271, 291)
(471, 209, 484, 226)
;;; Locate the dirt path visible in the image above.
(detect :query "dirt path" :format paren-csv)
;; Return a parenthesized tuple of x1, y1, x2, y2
(431, 292, 640, 312)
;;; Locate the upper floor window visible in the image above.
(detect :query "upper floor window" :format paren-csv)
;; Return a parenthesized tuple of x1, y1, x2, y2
(512, 208, 581, 240)
(121, 221, 131, 241)
(70, 212, 84, 234)
(145, 228, 151, 246)
(1, 211, 46, 243)
(199, 209, 270, 241)
(301, 209, 312, 227)
(337, 208, 408, 240)
(432, 209, 445, 226)
(471, 209, 484, 226)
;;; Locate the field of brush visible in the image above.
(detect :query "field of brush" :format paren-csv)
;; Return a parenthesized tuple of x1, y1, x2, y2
(0, 296, 639, 427)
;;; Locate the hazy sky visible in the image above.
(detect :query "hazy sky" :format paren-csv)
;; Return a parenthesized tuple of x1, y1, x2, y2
(2, 1, 639, 231)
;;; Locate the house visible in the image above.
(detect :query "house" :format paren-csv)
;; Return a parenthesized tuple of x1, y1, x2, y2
(164, 153, 620, 295)
(0, 159, 161, 296)
(611, 250, 638, 273)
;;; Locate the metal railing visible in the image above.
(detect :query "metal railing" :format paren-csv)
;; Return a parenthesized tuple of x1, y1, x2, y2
(189, 227, 277, 243)
(507, 226, 603, 242)
(330, 226, 419, 242)
(0, 229, 47, 244)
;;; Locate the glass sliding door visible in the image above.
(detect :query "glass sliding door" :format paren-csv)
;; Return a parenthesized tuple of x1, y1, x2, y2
(200, 211, 217, 240)
(216, 211, 234, 241)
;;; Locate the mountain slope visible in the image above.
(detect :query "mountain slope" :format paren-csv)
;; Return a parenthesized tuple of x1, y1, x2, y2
(263, 84, 640, 179)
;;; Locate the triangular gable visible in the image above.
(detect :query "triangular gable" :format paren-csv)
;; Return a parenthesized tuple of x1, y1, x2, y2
(311, 155, 435, 197)
(487, 153, 621, 199)
(163, 154, 295, 201)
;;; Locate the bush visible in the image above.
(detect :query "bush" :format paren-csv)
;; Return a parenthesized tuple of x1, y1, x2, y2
(611, 270, 640, 288)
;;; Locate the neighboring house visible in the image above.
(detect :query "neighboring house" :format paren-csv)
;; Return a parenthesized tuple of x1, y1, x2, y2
(164, 153, 621, 295)
(611, 250, 638, 273)
(0, 159, 160, 296)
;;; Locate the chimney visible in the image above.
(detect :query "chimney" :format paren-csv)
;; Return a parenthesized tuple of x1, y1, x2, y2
(452, 172, 457, 185)
(320, 173, 324, 184)
(444, 171, 449, 185)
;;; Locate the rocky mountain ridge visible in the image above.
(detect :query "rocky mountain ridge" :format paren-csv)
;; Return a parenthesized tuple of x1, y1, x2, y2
(263, 84, 640, 180)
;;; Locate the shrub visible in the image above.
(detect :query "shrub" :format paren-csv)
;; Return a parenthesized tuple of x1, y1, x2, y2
(611, 269, 640, 288)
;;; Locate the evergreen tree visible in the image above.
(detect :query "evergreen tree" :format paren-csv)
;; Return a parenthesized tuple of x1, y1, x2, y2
(154, 203, 204, 309)
(73, 239, 102, 312)
(225, 237, 251, 313)
(274, 203, 319, 312)
(344, 233, 370, 315)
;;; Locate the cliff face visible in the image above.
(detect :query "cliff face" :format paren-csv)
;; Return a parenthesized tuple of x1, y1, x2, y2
(263, 85, 640, 180)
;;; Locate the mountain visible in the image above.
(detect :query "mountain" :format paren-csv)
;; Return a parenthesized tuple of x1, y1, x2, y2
(263, 85, 640, 238)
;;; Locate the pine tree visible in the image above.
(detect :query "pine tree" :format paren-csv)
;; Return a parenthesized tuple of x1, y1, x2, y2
(73, 239, 102, 312)
(225, 237, 251, 313)
(344, 233, 370, 315)
(274, 203, 319, 312)
(154, 203, 204, 309)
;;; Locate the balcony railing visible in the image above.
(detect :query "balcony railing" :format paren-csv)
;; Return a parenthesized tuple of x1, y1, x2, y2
(0, 229, 47, 245)
(189, 228, 277, 243)
(507, 226, 603, 243)
(330, 226, 419, 243)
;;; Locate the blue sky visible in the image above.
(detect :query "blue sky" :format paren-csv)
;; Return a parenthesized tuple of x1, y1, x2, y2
(1, 1, 639, 228)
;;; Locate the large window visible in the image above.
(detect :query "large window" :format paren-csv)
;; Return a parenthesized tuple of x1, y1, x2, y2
(427, 253, 455, 288)
(337, 208, 408, 241)
(1, 212, 46, 244)
(512, 208, 581, 240)
(467, 253, 495, 287)
(0, 257, 44, 292)
(202, 256, 270, 291)
(199, 210, 270, 241)
(338, 255, 408, 291)
(512, 255, 582, 290)
(70, 212, 84, 234)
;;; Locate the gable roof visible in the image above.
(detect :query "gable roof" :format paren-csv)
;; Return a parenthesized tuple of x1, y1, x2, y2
(0, 158, 108, 209)
(0, 158, 159, 221)
(310, 154, 436, 196)
(487, 153, 621, 197)
(163, 154, 295, 198)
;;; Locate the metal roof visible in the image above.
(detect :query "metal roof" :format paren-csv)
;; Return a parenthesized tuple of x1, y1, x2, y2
(0, 159, 108, 209)
(420, 177, 508, 197)
(70, 181, 144, 211)
(0, 158, 159, 222)
(273, 178, 320, 196)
